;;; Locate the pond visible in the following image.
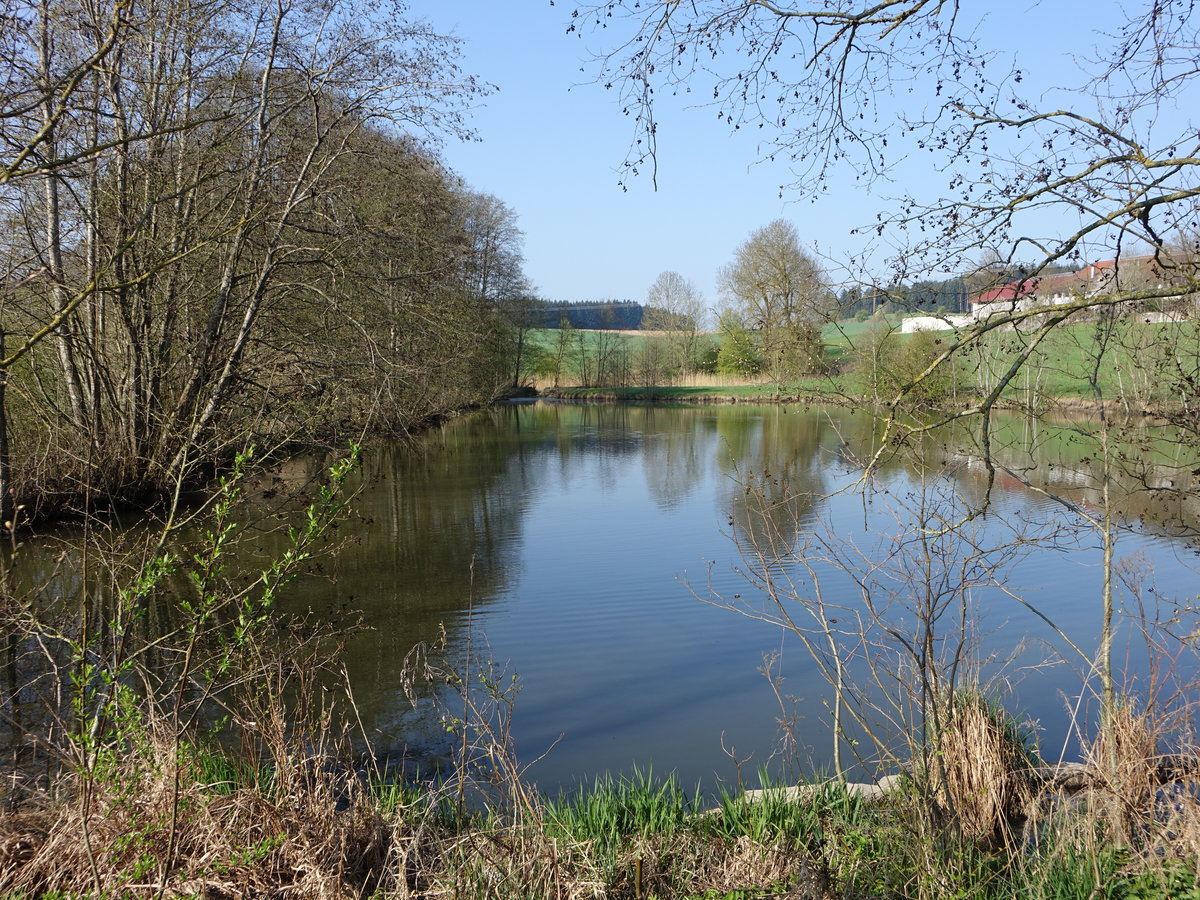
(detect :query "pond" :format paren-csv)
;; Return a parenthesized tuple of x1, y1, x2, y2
(263, 400, 1200, 795)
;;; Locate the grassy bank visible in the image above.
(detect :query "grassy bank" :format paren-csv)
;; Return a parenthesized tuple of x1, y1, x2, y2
(536, 317, 1200, 417)
(544, 383, 821, 403)
(6, 729, 1199, 899)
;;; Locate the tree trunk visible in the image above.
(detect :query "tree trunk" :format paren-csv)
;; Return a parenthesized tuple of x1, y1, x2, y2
(0, 329, 12, 531)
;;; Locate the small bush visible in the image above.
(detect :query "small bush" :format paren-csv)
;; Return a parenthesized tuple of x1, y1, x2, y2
(716, 329, 763, 377)
(855, 323, 960, 403)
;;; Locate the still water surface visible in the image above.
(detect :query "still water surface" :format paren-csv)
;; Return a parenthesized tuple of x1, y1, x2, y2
(274, 401, 1199, 794)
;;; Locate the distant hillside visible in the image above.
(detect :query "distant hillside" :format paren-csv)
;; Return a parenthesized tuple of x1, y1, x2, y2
(537, 300, 644, 330)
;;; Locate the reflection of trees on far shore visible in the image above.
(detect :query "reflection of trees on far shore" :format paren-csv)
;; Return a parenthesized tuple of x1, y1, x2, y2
(268, 407, 560, 757)
(830, 406, 1200, 539)
(638, 407, 709, 510)
(8, 400, 1195, 770)
(715, 407, 839, 554)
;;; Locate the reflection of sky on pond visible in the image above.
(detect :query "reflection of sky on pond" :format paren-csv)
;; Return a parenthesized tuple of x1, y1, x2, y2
(273, 401, 1200, 796)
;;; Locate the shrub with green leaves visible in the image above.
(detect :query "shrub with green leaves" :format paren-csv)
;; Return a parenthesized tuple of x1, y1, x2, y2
(855, 323, 960, 403)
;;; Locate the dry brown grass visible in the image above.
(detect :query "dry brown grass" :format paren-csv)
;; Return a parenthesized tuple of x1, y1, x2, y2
(623, 833, 829, 899)
(422, 829, 831, 900)
(0, 752, 837, 899)
(670, 373, 772, 388)
(1, 731, 390, 899)
(1076, 703, 1200, 871)
(0, 647, 838, 900)
(932, 693, 1035, 846)
(1017, 701, 1200, 893)
(1086, 703, 1159, 841)
(6, 692, 1199, 899)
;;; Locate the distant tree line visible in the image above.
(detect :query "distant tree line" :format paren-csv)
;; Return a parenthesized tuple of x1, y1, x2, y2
(837, 278, 971, 319)
(835, 262, 1083, 320)
(534, 300, 646, 330)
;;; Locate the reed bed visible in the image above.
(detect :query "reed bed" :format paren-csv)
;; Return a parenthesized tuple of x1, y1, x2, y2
(2, 700, 1198, 899)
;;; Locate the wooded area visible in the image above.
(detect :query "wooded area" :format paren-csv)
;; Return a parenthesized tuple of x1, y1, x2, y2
(0, 0, 531, 526)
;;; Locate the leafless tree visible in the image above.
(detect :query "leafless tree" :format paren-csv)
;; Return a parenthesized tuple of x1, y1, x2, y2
(0, 0, 502, 524)
(643, 269, 708, 377)
(719, 219, 830, 382)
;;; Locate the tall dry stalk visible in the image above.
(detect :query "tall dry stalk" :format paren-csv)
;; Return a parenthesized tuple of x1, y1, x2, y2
(932, 692, 1035, 846)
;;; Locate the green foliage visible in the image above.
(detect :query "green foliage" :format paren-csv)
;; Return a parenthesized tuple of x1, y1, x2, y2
(855, 323, 959, 403)
(1113, 864, 1200, 900)
(185, 742, 273, 795)
(546, 768, 699, 859)
(1012, 842, 1127, 900)
(693, 339, 721, 374)
(716, 313, 764, 377)
(0, 446, 376, 896)
(59, 444, 360, 777)
(703, 778, 859, 844)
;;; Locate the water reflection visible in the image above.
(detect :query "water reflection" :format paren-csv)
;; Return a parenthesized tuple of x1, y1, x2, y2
(7, 401, 1199, 793)
(275, 402, 1198, 791)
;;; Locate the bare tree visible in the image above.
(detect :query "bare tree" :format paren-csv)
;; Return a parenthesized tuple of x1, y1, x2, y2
(719, 219, 829, 382)
(457, 191, 527, 309)
(454, 190, 538, 392)
(0, 0, 497, 523)
(642, 270, 707, 377)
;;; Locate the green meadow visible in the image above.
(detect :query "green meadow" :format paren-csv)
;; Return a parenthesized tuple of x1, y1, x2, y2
(535, 317, 1200, 414)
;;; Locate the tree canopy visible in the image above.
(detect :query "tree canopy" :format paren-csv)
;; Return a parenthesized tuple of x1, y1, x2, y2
(719, 219, 829, 380)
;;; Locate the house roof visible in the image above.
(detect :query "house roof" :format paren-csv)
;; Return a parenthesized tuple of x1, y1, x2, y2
(969, 279, 1038, 306)
(1078, 254, 1164, 283)
(968, 255, 1161, 305)
(1031, 271, 1083, 295)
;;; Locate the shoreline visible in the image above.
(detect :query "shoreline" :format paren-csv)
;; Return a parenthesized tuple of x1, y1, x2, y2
(537, 385, 1179, 423)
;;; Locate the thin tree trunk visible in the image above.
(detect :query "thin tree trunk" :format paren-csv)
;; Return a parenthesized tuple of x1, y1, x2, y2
(39, 4, 88, 429)
(0, 329, 12, 531)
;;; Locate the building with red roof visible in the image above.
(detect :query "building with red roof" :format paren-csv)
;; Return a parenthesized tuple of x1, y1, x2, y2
(968, 255, 1180, 321)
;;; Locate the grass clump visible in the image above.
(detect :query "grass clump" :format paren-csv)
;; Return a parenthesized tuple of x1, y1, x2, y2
(927, 691, 1039, 848)
(8, 717, 1200, 899)
(547, 768, 698, 852)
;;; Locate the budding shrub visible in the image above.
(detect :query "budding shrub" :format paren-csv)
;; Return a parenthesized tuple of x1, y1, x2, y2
(857, 324, 957, 404)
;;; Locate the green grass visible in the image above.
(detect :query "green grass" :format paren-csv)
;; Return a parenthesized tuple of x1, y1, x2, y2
(535, 317, 1200, 414)
(822, 317, 900, 346)
(544, 768, 699, 861)
(185, 741, 274, 795)
(706, 777, 870, 844)
(969, 318, 1200, 405)
(552, 384, 792, 400)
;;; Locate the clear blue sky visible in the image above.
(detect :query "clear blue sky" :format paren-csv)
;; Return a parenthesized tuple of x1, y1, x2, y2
(421, 1, 1147, 309)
